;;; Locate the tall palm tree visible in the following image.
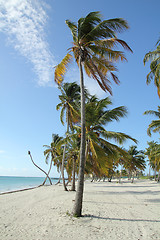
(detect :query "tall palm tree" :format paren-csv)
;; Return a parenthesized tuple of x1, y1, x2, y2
(144, 40, 160, 97)
(124, 146, 146, 183)
(144, 106, 160, 136)
(56, 82, 80, 191)
(54, 11, 132, 217)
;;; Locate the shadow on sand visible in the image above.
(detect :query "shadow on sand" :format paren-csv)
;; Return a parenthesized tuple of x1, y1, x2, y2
(83, 214, 160, 223)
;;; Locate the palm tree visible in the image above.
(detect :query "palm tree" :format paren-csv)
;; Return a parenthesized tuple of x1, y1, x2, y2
(144, 40, 160, 97)
(66, 134, 80, 191)
(54, 11, 132, 217)
(144, 106, 160, 136)
(145, 141, 160, 181)
(56, 82, 80, 191)
(124, 146, 146, 183)
(43, 134, 63, 183)
(84, 96, 137, 179)
(28, 151, 52, 185)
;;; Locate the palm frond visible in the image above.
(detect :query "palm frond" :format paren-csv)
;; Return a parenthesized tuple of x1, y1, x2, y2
(54, 53, 72, 85)
(144, 109, 160, 118)
(65, 20, 78, 42)
(100, 130, 137, 145)
(147, 120, 160, 136)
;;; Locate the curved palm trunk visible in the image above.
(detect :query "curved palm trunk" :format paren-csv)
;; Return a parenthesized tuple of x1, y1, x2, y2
(28, 151, 52, 185)
(73, 56, 86, 217)
(55, 172, 61, 185)
(42, 159, 53, 185)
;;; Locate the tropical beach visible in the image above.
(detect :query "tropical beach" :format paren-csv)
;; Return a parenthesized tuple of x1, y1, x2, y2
(0, 1, 160, 240)
(0, 179, 159, 240)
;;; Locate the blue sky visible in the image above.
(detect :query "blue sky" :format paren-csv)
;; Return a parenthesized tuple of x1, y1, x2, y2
(0, 0, 159, 177)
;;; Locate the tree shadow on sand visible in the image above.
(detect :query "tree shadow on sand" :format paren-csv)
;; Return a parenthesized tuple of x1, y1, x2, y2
(83, 214, 160, 223)
(86, 190, 159, 195)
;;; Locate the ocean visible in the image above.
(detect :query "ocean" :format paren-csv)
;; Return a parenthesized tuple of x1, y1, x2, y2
(0, 176, 58, 193)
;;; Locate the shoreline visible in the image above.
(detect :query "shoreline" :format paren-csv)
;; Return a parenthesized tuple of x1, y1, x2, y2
(0, 179, 160, 240)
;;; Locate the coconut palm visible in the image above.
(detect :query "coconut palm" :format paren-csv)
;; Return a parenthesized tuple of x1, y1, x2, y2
(65, 134, 80, 191)
(84, 96, 137, 178)
(144, 106, 160, 136)
(144, 40, 160, 97)
(145, 141, 160, 181)
(43, 134, 63, 183)
(54, 11, 132, 216)
(56, 82, 80, 191)
(124, 146, 146, 183)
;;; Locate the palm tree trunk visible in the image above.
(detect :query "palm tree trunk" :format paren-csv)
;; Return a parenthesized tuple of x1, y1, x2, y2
(61, 109, 69, 191)
(157, 170, 160, 182)
(119, 170, 122, 183)
(131, 172, 135, 183)
(73, 56, 86, 217)
(84, 138, 89, 168)
(71, 157, 76, 191)
(42, 159, 53, 185)
(28, 151, 52, 185)
(154, 163, 157, 181)
(55, 172, 61, 185)
(61, 143, 68, 191)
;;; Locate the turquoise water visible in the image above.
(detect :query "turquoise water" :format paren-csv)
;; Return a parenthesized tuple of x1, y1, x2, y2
(0, 176, 58, 193)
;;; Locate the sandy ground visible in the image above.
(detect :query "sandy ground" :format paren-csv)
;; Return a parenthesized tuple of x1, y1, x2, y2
(0, 179, 160, 240)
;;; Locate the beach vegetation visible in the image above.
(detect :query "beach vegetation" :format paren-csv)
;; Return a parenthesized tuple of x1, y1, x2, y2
(56, 82, 81, 191)
(43, 134, 63, 183)
(123, 146, 146, 183)
(144, 39, 160, 97)
(144, 106, 160, 137)
(145, 141, 160, 182)
(54, 11, 133, 216)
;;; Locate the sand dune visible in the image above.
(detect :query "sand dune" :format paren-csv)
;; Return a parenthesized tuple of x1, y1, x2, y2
(0, 179, 159, 240)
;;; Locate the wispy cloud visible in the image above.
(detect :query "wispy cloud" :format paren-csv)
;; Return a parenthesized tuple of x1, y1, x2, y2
(0, 150, 5, 154)
(0, 0, 55, 85)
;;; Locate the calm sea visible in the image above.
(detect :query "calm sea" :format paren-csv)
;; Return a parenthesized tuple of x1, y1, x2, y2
(0, 176, 58, 193)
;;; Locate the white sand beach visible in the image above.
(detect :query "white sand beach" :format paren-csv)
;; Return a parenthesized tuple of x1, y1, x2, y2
(0, 179, 159, 240)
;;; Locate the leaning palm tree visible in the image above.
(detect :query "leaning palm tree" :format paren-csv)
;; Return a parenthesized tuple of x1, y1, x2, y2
(144, 40, 160, 97)
(54, 11, 132, 216)
(144, 106, 160, 136)
(56, 82, 80, 191)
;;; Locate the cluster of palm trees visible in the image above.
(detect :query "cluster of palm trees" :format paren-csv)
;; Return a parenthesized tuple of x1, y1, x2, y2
(143, 38, 160, 182)
(43, 11, 160, 217)
(145, 141, 160, 182)
(53, 11, 136, 217)
(43, 80, 147, 213)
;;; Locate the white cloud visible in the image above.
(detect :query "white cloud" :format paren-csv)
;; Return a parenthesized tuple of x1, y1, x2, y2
(0, 0, 55, 85)
(0, 150, 5, 154)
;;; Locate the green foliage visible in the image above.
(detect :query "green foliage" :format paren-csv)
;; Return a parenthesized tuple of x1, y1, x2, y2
(55, 11, 132, 95)
(144, 106, 160, 136)
(144, 40, 160, 97)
